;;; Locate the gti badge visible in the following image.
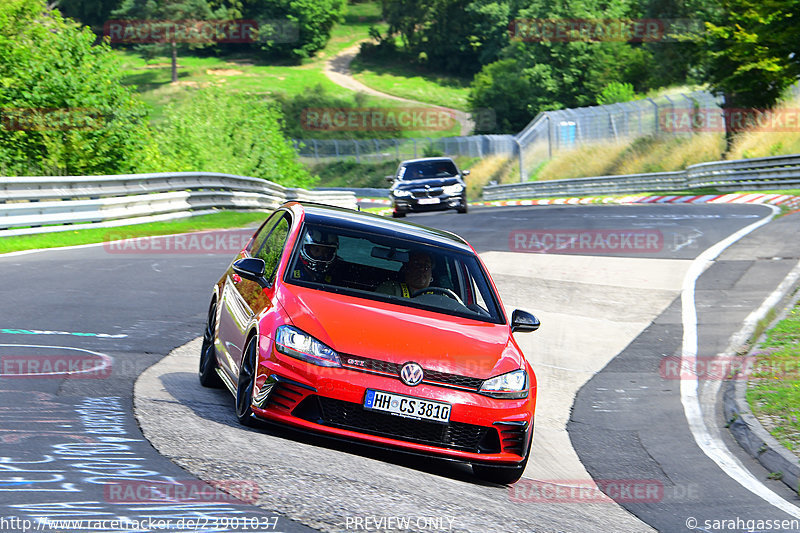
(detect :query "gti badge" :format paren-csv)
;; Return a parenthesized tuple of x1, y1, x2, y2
(400, 362, 424, 386)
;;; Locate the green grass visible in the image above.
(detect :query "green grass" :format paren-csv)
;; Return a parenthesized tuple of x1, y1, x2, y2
(746, 297, 800, 455)
(350, 55, 471, 111)
(0, 211, 271, 255)
(115, 1, 397, 125)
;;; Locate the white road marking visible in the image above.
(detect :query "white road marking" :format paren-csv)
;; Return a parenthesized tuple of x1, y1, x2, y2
(680, 205, 800, 517)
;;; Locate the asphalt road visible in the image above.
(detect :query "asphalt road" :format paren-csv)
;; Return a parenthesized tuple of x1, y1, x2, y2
(2, 203, 798, 533)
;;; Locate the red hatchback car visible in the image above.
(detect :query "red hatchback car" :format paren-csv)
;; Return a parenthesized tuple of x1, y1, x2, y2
(200, 202, 540, 484)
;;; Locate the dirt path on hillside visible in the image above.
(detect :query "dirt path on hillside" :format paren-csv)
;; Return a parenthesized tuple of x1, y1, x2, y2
(324, 43, 474, 136)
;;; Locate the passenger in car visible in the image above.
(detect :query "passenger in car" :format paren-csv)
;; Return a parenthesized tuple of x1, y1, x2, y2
(375, 251, 433, 298)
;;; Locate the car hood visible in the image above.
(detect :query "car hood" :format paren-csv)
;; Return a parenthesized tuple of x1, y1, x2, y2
(392, 177, 461, 191)
(278, 286, 521, 379)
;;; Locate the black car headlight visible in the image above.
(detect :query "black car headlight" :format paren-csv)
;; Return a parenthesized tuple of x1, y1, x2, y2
(392, 189, 412, 198)
(275, 326, 341, 367)
(479, 369, 528, 399)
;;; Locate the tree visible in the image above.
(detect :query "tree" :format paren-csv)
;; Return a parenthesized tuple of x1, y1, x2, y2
(377, 0, 521, 76)
(0, 0, 160, 175)
(243, 0, 346, 60)
(468, 0, 653, 132)
(111, 0, 223, 82)
(54, 0, 124, 31)
(702, 0, 800, 147)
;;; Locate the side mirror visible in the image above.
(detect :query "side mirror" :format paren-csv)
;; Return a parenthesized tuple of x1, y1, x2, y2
(233, 257, 268, 288)
(511, 309, 540, 333)
(462, 169, 470, 177)
(385, 175, 395, 183)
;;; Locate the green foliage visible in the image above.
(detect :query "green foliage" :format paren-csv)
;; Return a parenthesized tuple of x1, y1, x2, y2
(312, 159, 399, 188)
(468, 0, 655, 133)
(701, 0, 800, 145)
(378, 0, 518, 76)
(596, 82, 637, 105)
(153, 87, 317, 188)
(0, 0, 161, 176)
(111, 0, 223, 82)
(273, 83, 401, 139)
(243, 0, 346, 60)
(56, 0, 124, 30)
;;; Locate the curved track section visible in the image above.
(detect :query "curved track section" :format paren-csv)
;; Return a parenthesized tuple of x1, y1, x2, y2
(2, 203, 798, 533)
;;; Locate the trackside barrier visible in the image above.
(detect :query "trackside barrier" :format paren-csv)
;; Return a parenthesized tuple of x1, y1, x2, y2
(0, 172, 357, 237)
(482, 153, 800, 201)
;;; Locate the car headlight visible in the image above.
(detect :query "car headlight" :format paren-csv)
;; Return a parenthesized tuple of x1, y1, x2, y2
(442, 184, 464, 195)
(392, 189, 412, 198)
(275, 325, 341, 367)
(479, 369, 528, 399)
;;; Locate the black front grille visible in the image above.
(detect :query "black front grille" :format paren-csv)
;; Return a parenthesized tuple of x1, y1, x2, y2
(309, 396, 499, 453)
(341, 354, 484, 391)
(411, 188, 443, 198)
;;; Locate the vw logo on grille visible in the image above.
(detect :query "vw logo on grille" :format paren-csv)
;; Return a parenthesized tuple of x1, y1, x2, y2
(399, 362, 424, 386)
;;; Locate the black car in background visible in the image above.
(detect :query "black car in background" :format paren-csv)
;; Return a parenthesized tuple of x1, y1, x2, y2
(387, 157, 469, 218)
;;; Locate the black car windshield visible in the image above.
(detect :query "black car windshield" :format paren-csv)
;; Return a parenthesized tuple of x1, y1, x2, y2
(285, 224, 503, 324)
(399, 160, 458, 180)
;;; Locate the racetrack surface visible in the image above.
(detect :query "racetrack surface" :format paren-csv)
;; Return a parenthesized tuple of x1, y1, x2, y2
(2, 203, 798, 532)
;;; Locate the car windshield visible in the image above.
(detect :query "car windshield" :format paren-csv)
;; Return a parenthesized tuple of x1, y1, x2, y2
(399, 160, 458, 180)
(285, 224, 503, 324)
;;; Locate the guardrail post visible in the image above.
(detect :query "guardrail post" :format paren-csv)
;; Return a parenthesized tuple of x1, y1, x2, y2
(515, 137, 525, 182)
(647, 97, 659, 136)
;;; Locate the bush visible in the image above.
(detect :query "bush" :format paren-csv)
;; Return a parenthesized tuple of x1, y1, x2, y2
(274, 84, 403, 140)
(245, 0, 346, 60)
(154, 88, 316, 188)
(596, 82, 638, 105)
(0, 0, 161, 175)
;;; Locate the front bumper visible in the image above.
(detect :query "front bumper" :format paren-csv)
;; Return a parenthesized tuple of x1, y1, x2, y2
(251, 345, 534, 465)
(391, 194, 465, 213)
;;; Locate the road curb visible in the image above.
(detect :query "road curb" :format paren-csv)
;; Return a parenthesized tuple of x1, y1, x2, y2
(722, 284, 800, 495)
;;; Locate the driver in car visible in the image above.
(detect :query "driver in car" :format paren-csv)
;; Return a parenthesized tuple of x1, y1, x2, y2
(291, 229, 341, 284)
(376, 251, 433, 298)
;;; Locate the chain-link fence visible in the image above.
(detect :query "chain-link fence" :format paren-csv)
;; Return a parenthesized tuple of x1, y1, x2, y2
(293, 135, 517, 165)
(293, 90, 728, 176)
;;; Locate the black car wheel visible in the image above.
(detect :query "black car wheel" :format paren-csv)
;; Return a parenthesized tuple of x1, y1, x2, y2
(392, 210, 406, 218)
(199, 301, 223, 388)
(472, 450, 529, 485)
(235, 336, 258, 426)
(457, 193, 468, 214)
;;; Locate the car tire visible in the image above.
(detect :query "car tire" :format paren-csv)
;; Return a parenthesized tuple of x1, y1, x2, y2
(472, 451, 529, 485)
(199, 301, 223, 388)
(392, 210, 406, 218)
(235, 336, 258, 427)
(457, 194, 468, 214)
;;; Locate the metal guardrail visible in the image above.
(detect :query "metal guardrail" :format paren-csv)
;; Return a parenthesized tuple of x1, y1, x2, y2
(482, 154, 800, 201)
(0, 172, 357, 237)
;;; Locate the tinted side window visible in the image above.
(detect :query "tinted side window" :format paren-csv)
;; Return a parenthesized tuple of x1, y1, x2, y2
(247, 212, 281, 255)
(255, 215, 291, 283)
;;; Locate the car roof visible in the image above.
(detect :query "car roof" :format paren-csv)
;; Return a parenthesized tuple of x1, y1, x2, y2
(398, 157, 457, 165)
(286, 202, 474, 254)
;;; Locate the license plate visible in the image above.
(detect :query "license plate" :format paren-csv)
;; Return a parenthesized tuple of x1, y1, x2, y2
(417, 197, 440, 205)
(364, 390, 451, 424)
